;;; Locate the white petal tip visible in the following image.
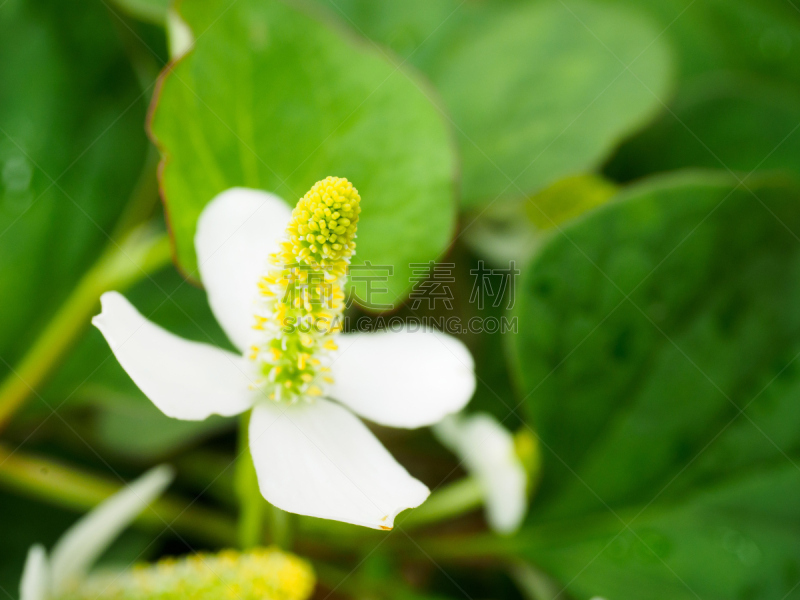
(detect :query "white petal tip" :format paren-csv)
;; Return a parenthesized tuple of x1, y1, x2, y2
(91, 291, 255, 421)
(137, 464, 176, 496)
(92, 291, 121, 327)
(265, 477, 429, 531)
(249, 400, 431, 530)
(379, 486, 430, 530)
(49, 464, 175, 591)
(435, 413, 528, 534)
(20, 545, 49, 600)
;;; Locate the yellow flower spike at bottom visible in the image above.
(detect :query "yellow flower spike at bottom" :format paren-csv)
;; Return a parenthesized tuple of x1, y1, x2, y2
(60, 548, 315, 600)
(250, 176, 361, 404)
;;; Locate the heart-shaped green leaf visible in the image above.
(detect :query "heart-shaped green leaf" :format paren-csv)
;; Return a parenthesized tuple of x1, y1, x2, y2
(313, 0, 672, 208)
(149, 0, 456, 308)
(522, 464, 800, 600)
(602, 0, 800, 84)
(510, 172, 800, 598)
(607, 75, 800, 183)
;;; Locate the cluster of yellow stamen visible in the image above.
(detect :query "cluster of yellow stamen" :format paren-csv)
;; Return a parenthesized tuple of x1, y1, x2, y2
(250, 177, 361, 403)
(61, 548, 315, 600)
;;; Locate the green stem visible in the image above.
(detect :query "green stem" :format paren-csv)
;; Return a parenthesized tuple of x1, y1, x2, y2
(112, 145, 162, 237)
(400, 476, 484, 529)
(268, 502, 291, 549)
(235, 411, 266, 548)
(177, 446, 293, 547)
(0, 223, 172, 430)
(0, 444, 236, 546)
(407, 532, 516, 562)
(508, 561, 564, 600)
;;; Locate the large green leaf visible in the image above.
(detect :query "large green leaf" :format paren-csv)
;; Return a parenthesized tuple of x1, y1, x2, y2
(602, 0, 800, 84)
(600, 1, 800, 189)
(523, 464, 800, 600)
(509, 172, 800, 598)
(0, 0, 148, 375)
(606, 74, 800, 183)
(149, 0, 456, 306)
(312, 0, 672, 208)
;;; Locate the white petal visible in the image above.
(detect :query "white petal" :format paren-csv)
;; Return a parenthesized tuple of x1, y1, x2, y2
(49, 465, 174, 593)
(329, 329, 476, 428)
(195, 187, 291, 351)
(167, 7, 193, 59)
(20, 545, 49, 600)
(249, 399, 429, 529)
(92, 291, 255, 421)
(434, 413, 527, 533)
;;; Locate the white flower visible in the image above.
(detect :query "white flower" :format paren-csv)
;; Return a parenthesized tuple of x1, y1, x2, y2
(20, 466, 173, 600)
(93, 179, 476, 530)
(434, 413, 527, 533)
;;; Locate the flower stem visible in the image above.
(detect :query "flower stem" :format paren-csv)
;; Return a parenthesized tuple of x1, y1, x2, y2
(235, 411, 266, 548)
(0, 443, 237, 546)
(0, 223, 172, 431)
(268, 502, 291, 548)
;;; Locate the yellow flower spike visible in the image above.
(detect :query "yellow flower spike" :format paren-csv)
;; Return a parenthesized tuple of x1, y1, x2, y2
(247, 177, 360, 404)
(276, 176, 360, 269)
(62, 548, 315, 600)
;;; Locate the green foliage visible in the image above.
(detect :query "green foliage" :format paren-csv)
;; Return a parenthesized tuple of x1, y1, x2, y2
(607, 74, 800, 182)
(149, 0, 456, 307)
(0, 0, 148, 374)
(4, 0, 800, 598)
(510, 172, 800, 599)
(603, 0, 800, 84)
(110, 0, 170, 25)
(312, 0, 672, 208)
(526, 174, 618, 230)
(605, 0, 800, 185)
(0, 494, 73, 591)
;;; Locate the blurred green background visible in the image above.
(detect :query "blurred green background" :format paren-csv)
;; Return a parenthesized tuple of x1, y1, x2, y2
(2, 0, 800, 599)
